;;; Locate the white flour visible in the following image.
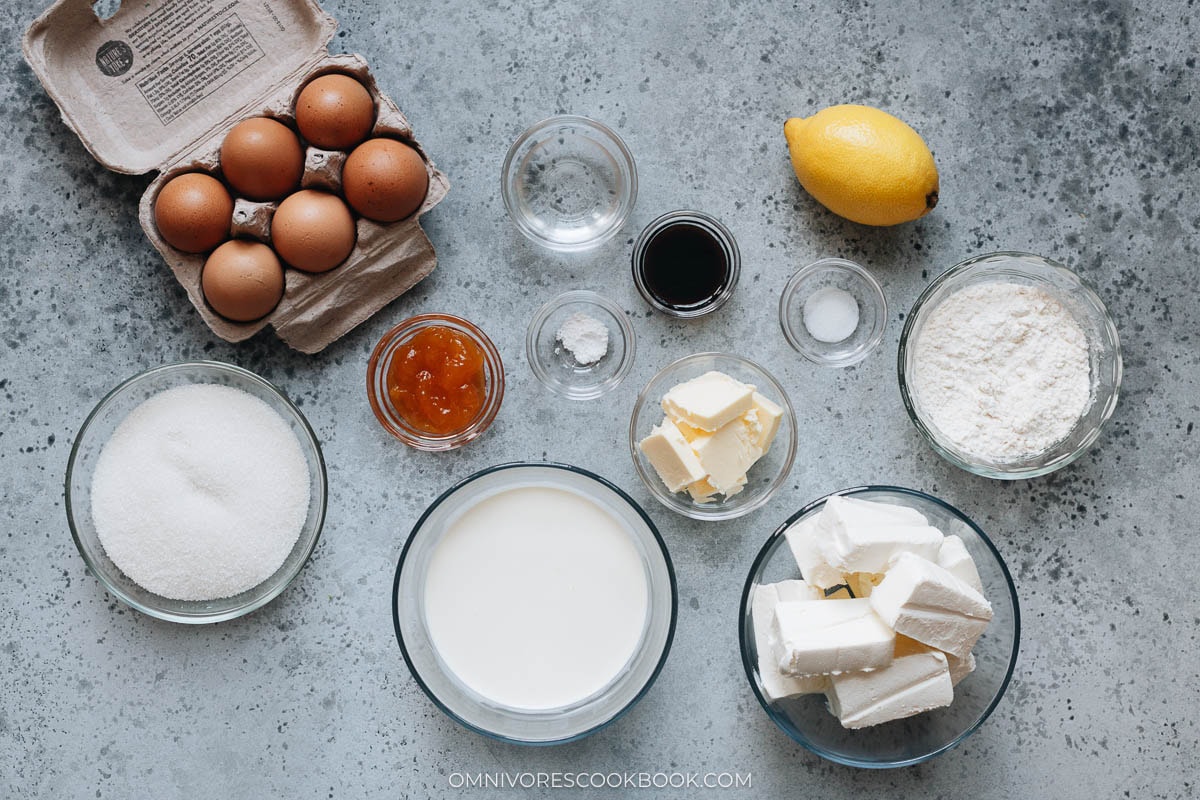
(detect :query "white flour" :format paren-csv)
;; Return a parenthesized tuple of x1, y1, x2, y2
(911, 282, 1092, 460)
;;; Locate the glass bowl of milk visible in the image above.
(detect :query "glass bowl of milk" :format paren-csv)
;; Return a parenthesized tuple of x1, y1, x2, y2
(739, 487, 1020, 767)
(393, 462, 677, 744)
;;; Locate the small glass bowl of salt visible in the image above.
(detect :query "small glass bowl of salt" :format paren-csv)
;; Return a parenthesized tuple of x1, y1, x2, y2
(526, 290, 636, 400)
(779, 258, 887, 368)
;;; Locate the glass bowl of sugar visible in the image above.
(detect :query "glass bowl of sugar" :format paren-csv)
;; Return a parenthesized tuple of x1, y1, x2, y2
(739, 486, 1020, 768)
(65, 361, 327, 624)
(898, 252, 1122, 479)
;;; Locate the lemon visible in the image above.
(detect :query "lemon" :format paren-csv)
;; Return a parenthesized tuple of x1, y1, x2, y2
(784, 105, 939, 226)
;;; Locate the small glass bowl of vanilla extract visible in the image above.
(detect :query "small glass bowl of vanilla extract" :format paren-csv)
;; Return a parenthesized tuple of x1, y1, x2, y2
(632, 211, 740, 318)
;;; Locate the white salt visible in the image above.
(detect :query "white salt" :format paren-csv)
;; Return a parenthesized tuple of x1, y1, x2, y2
(555, 311, 609, 365)
(803, 287, 860, 343)
(90, 384, 311, 601)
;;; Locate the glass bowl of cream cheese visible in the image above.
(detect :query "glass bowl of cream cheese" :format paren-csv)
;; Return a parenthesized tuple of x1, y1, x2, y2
(898, 251, 1122, 479)
(392, 462, 677, 744)
(739, 486, 1020, 768)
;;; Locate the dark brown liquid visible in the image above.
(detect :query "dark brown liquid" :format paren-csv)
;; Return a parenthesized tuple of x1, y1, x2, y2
(641, 222, 729, 311)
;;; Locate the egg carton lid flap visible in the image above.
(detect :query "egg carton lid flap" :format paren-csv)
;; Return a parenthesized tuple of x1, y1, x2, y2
(23, 0, 337, 175)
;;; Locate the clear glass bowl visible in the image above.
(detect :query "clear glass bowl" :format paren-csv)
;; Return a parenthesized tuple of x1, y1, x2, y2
(64, 361, 327, 624)
(739, 486, 1020, 768)
(779, 258, 887, 367)
(367, 313, 505, 452)
(392, 462, 677, 744)
(898, 252, 1122, 479)
(629, 353, 797, 521)
(526, 290, 636, 400)
(631, 210, 741, 318)
(501, 115, 638, 251)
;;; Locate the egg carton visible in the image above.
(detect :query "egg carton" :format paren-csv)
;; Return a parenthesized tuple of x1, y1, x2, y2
(23, 0, 448, 353)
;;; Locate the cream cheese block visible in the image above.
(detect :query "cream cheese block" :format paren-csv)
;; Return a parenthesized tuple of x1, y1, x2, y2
(660, 371, 755, 432)
(638, 419, 706, 492)
(869, 551, 993, 659)
(828, 648, 954, 729)
(937, 535, 983, 593)
(816, 495, 944, 575)
(773, 598, 895, 676)
(783, 516, 845, 589)
(750, 581, 828, 702)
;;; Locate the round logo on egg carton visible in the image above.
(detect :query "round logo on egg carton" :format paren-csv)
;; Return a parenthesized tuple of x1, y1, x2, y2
(95, 41, 133, 77)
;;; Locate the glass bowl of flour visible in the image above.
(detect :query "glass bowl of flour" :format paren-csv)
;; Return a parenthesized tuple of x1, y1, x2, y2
(65, 361, 327, 623)
(898, 252, 1122, 479)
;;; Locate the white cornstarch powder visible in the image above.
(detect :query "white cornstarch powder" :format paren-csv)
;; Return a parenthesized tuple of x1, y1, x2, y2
(90, 384, 311, 601)
(555, 311, 609, 365)
(911, 282, 1092, 460)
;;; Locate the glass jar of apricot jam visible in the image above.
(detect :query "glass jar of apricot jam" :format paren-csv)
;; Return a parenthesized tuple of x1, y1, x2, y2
(367, 314, 505, 451)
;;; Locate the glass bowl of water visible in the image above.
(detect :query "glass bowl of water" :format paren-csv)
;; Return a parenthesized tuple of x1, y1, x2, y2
(501, 115, 638, 251)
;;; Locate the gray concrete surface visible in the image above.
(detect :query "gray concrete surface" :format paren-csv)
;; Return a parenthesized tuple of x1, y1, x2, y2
(2, 0, 1197, 797)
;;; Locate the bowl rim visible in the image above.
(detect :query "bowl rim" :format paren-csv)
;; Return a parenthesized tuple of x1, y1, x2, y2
(391, 461, 678, 745)
(778, 257, 888, 367)
(366, 313, 505, 451)
(628, 352, 798, 521)
(525, 289, 637, 400)
(738, 485, 1022, 768)
(631, 209, 742, 318)
(64, 360, 328, 624)
(897, 250, 1123, 479)
(500, 114, 639, 252)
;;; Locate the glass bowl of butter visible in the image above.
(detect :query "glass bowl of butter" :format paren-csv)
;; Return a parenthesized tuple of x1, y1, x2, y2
(628, 353, 798, 521)
(739, 487, 1020, 767)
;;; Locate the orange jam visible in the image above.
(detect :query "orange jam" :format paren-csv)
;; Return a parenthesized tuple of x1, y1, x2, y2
(387, 325, 487, 434)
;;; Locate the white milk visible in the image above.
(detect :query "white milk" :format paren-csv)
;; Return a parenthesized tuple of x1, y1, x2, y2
(423, 485, 650, 710)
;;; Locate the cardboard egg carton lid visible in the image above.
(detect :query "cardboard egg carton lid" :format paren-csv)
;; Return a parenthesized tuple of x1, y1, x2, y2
(23, 0, 339, 175)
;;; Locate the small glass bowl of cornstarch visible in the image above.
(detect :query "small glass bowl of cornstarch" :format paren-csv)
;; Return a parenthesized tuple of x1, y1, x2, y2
(65, 362, 327, 623)
(899, 252, 1122, 479)
(526, 290, 636, 400)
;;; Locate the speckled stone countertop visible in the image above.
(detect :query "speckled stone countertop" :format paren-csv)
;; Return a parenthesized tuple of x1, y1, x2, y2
(2, 1, 1197, 797)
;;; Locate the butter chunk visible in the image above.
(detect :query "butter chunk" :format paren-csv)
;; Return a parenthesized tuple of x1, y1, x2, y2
(937, 535, 983, 593)
(751, 582, 828, 702)
(816, 495, 944, 574)
(773, 598, 895, 676)
(869, 552, 993, 659)
(639, 419, 706, 492)
(686, 473, 746, 503)
(661, 371, 755, 432)
(749, 392, 784, 452)
(689, 416, 763, 494)
(784, 516, 844, 589)
(828, 649, 954, 729)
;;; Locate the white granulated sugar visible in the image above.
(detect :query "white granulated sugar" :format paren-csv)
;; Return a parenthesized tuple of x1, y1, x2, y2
(555, 311, 609, 365)
(90, 384, 310, 601)
(911, 282, 1092, 460)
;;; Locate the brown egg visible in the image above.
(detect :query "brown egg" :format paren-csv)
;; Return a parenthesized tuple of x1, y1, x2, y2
(271, 190, 357, 273)
(220, 118, 304, 201)
(295, 74, 376, 150)
(201, 240, 285, 322)
(342, 138, 429, 223)
(153, 173, 233, 253)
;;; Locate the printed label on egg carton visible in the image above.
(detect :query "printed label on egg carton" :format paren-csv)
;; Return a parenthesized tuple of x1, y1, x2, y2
(138, 54, 450, 353)
(23, 1, 448, 354)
